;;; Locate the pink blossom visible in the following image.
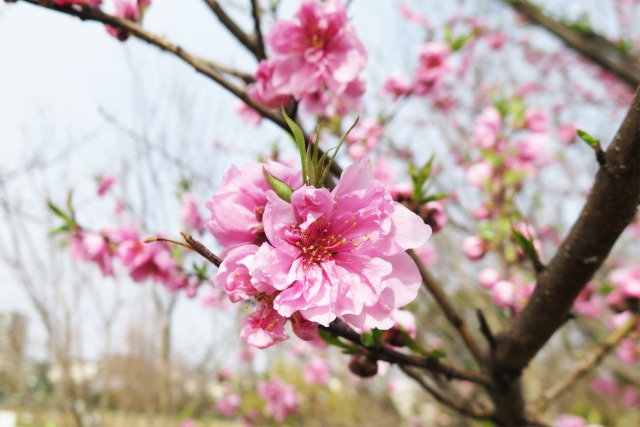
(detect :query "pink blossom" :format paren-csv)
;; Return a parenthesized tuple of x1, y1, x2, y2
(53, 0, 102, 7)
(106, 0, 150, 40)
(590, 376, 617, 395)
(555, 415, 588, 427)
(473, 107, 502, 149)
(258, 377, 300, 423)
(247, 60, 291, 108)
(180, 192, 204, 233)
(491, 280, 515, 308)
(346, 118, 384, 154)
(266, 0, 367, 100)
(473, 205, 491, 220)
(383, 73, 412, 99)
(524, 106, 548, 133)
(398, 3, 429, 27)
(618, 338, 639, 365)
(303, 357, 331, 385)
(256, 157, 431, 330)
(621, 386, 639, 407)
(414, 244, 437, 267)
(180, 419, 195, 427)
(232, 100, 263, 125)
(69, 229, 114, 276)
(110, 225, 176, 284)
(200, 284, 230, 309)
(412, 42, 450, 95)
(574, 296, 603, 319)
(514, 282, 535, 314)
(462, 236, 488, 261)
(421, 201, 447, 233)
(465, 161, 493, 189)
(478, 267, 500, 289)
(515, 134, 550, 165)
(609, 265, 640, 298)
(557, 122, 577, 145)
(205, 161, 301, 255)
(216, 394, 241, 418)
(96, 175, 116, 197)
(486, 32, 507, 49)
(372, 155, 396, 188)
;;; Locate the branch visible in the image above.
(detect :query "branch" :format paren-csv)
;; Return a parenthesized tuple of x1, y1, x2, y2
(250, 0, 267, 61)
(203, 0, 259, 59)
(530, 312, 640, 414)
(489, 87, 640, 424)
(407, 249, 484, 365)
(503, 0, 640, 88)
(399, 365, 499, 423)
(144, 233, 222, 267)
(321, 319, 491, 386)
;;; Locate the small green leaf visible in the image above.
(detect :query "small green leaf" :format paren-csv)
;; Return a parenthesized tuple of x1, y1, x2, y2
(318, 328, 357, 350)
(47, 200, 71, 224)
(263, 166, 294, 203)
(49, 224, 72, 237)
(427, 348, 446, 359)
(419, 193, 449, 204)
(577, 129, 599, 147)
(361, 332, 375, 347)
(398, 326, 426, 356)
(318, 117, 359, 187)
(512, 227, 541, 266)
(281, 107, 308, 185)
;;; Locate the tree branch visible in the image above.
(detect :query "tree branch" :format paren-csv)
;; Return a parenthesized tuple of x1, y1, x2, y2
(321, 319, 491, 386)
(399, 365, 499, 423)
(203, 0, 259, 59)
(530, 312, 640, 414)
(503, 0, 640, 88)
(489, 87, 640, 424)
(250, 0, 267, 61)
(407, 249, 485, 366)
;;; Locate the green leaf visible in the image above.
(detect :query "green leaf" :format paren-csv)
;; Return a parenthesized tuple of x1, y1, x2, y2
(451, 32, 474, 51)
(419, 193, 449, 204)
(281, 107, 308, 185)
(512, 227, 541, 266)
(263, 166, 294, 203)
(47, 200, 71, 224)
(49, 224, 72, 237)
(318, 117, 359, 187)
(398, 326, 426, 356)
(361, 332, 375, 347)
(577, 129, 599, 147)
(318, 328, 357, 350)
(427, 348, 446, 359)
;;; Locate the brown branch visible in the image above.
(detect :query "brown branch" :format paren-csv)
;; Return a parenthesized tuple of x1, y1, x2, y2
(250, 0, 267, 61)
(489, 87, 640, 425)
(321, 319, 491, 386)
(407, 249, 484, 365)
(504, 0, 640, 88)
(144, 233, 221, 267)
(203, 0, 259, 59)
(530, 312, 640, 414)
(399, 365, 499, 423)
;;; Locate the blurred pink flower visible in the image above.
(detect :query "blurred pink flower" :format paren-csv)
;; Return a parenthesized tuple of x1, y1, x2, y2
(491, 280, 515, 308)
(266, 0, 367, 100)
(590, 376, 617, 396)
(609, 265, 640, 298)
(383, 73, 412, 99)
(346, 118, 384, 160)
(486, 32, 507, 49)
(465, 161, 493, 189)
(478, 267, 500, 289)
(618, 338, 639, 365)
(473, 107, 502, 149)
(106, 0, 150, 40)
(372, 155, 396, 188)
(69, 230, 114, 276)
(621, 386, 639, 407)
(303, 357, 331, 385)
(232, 100, 263, 125)
(524, 106, 548, 133)
(216, 394, 241, 418)
(412, 42, 450, 95)
(180, 192, 204, 233)
(248, 60, 291, 108)
(96, 175, 116, 197)
(258, 377, 300, 423)
(462, 236, 488, 261)
(414, 244, 438, 267)
(421, 200, 447, 233)
(557, 122, 577, 145)
(53, 0, 102, 6)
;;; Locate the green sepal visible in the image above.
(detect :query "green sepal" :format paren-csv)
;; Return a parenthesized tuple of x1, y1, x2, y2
(426, 348, 446, 359)
(361, 328, 384, 348)
(398, 326, 426, 356)
(318, 117, 359, 188)
(263, 166, 294, 203)
(47, 200, 71, 224)
(419, 193, 448, 205)
(409, 154, 435, 204)
(192, 262, 209, 281)
(49, 224, 72, 237)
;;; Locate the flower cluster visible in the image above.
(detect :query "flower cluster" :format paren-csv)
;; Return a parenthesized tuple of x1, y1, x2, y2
(208, 157, 431, 348)
(244, 0, 367, 120)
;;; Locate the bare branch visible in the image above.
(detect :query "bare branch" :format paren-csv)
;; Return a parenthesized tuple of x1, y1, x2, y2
(203, 0, 259, 58)
(530, 312, 640, 414)
(407, 249, 484, 366)
(250, 0, 267, 61)
(503, 0, 640, 88)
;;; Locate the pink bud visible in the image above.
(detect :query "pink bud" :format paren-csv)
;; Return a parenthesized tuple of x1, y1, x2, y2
(478, 268, 500, 289)
(462, 236, 488, 261)
(491, 280, 515, 308)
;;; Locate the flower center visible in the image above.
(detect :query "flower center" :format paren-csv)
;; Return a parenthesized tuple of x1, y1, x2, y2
(285, 216, 346, 269)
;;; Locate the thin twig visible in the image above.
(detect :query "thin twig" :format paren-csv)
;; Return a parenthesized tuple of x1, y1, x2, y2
(476, 309, 496, 352)
(321, 319, 491, 386)
(530, 312, 640, 414)
(407, 249, 484, 365)
(399, 365, 498, 422)
(251, 0, 267, 60)
(143, 233, 222, 267)
(203, 0, 258, 58)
